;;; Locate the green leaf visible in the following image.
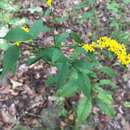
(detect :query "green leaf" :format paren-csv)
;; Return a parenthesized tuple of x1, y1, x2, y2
(2, 45, 20, 76)
(73, 60, 98, 74)
(30, 20, 49, 39)
(97, 79, 117, 89)
(54, 32, 70, 47)
(76, 97, 92, 123)
(38, 47, 66, 63)
(52, 49, 66, 63)
(96, 99, 116, 117)
(56, 61, 71, 88)
(78, 73, 92, 96)
(71, 32, 83, 43)
(11, 63, 17, 75)
(107, 1, 120, 13)
(27, 56, 41, 65)
(57, 78, 79, 97)
(70, 68, 79, 80)
(98, 66, 117, 78)
(4, 28, 32, 42)
(72, 60, 98, 78)
(96, 86, 113, 105)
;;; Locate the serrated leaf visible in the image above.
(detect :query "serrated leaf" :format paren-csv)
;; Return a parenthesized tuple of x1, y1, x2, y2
(56, 61, 71, 88)
(57, 79, 79, 97)
(96, 86, 113, 105)
(97, 79, 117, 89)
(78, 73, 92, 96)
(73, 60, 98, 74)
(73, 60, 95, 69)
(96, 99, 116, 117)
(4, 28, 32, 42)
(99, 66, 117, 78)
(76, 97, 92, 123)
(38, 47, 66, 63)
(2, 45, 20, 76)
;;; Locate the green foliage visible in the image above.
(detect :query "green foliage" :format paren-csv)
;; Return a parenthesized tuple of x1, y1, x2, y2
(96, 79, 117, 89)
(57, 78, 79, 97)
(2, 0, 128, 125)
(1, 22, 117, 123)
(96, 99, 115, 117)
(76, 96, 92, 123)
(4, 27, 32, 42)
(98, 66, 117, 78)
(95, 86, 116, 116)
(107, 1, 120, 13)
(54, 32, 70, 47)
(71, 32, 83, 44)
(2, 45, 20, 76)
(30, 20, 50, 39)
(4, 20, 50, 42)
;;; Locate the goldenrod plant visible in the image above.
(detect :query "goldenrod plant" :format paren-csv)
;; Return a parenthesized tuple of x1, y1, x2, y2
(1, 0, 130, 125)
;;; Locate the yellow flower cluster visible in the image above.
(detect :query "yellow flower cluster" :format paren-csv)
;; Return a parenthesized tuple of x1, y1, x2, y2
(47, 0, 53, 7)
(82, 42, 97, 52)
(82, 36, 130, 66)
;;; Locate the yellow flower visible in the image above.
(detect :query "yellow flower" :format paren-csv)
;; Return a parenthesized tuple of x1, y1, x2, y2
(47, 0, 53, 7)
(82, 44, 95, 52)
(22, 25, 30, 32)
(82, 36, 130, 66)
(15, 41, 21, 47)
(82, 42, 97, 52)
